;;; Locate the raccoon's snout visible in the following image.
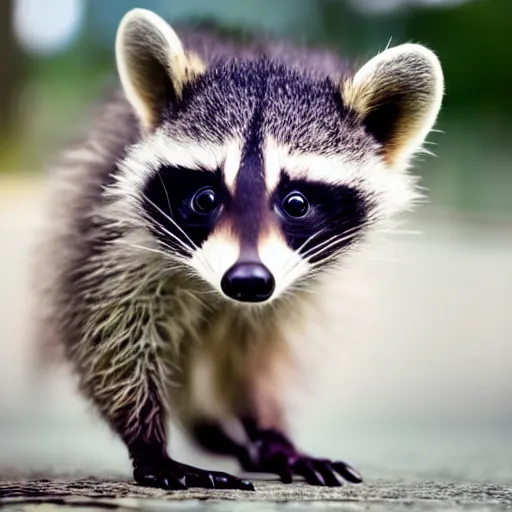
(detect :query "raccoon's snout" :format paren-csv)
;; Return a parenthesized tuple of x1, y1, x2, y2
(221, 263, 275, 303)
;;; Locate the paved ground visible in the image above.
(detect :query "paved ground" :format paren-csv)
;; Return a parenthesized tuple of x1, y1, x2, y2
(1, 176, 512, 510)
(2, 478, 512, 511)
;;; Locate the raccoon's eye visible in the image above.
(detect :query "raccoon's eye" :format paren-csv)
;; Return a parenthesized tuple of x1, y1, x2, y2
(282, 192, 309, 218)
(192, 187, 219, 214)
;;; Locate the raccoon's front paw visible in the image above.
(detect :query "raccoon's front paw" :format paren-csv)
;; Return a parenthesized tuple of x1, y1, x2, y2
(133, 456, 255, 491)
(284, 456, 362, 486)
(246, 429, 362, 486)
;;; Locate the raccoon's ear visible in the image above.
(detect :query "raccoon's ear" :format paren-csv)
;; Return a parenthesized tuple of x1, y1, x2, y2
(343, 43, 443, 169)
(115, 8, 205, 132)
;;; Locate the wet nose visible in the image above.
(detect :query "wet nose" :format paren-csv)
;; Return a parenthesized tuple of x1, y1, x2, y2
(221, 263, 275, 303)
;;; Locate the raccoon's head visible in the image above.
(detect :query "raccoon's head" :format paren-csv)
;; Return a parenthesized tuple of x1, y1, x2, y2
(114, 9, 443, 305)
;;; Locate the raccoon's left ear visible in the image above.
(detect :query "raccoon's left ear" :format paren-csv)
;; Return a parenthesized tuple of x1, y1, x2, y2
(343, 43, 444, 169)
(115, 8, 205, 132)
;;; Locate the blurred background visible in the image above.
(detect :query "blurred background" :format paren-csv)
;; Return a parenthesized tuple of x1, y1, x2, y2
(1, 0, 511, 484)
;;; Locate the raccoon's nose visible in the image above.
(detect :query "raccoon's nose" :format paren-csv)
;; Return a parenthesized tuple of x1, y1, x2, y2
(221, 263, 275, 303)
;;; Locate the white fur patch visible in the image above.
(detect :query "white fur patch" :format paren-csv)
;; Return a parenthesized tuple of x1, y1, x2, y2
(222, 140, 243, 194)
(258, 228, 308, 301)
(263, 138, 282, 193)
(189, 227, 240, 295)
(108, 131, 232, 210)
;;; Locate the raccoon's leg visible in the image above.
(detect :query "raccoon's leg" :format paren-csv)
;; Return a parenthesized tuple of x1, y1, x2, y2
(74, 321, 253, 491)
(240, 338, 363, 486)
(123, 386, 253, 491)
(191, 416, 361, 487)
(188, 341, 362, 487)
(238, 417, 363, 487)
(191, 420, 254, 470)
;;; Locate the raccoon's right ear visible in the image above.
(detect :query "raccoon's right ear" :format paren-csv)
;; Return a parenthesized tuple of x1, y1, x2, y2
(116, 9, 205, 132)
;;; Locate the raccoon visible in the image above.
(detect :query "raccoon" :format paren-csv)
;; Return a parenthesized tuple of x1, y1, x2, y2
(37, 8, 443, 490)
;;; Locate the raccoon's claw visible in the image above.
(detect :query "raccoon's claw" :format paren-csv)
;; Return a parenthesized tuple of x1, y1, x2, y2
(251, 453, 362, 486)
(291, 457, 363, 486)
(245, 429, 362, 486)
(133, 457, 255, 491)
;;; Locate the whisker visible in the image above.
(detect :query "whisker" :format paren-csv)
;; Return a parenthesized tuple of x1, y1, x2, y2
(307, 246, 355, 270)
(142, 217, 195, 256)
(280, 228, 327, 276)
(139, 213, 215, 278)
(279, 220, 376, 291)
(300, 223, 366, 260)
(299, 233, 341, 260)
(295, 228, 327, 255)
(141, 192, 199, 252)
(158, 173, 173, 219)
(141, 193, 215, 274)
(281, 220, 370, 281)
(304, 230, 362, 264)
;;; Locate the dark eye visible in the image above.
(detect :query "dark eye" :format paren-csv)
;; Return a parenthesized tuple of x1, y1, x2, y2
(192, 187, 219, 214)
(282, 192, 309, 218)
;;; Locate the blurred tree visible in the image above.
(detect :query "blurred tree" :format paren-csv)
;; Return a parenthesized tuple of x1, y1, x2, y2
(0, 0, 25, 144)
(4, 0, 510, 214)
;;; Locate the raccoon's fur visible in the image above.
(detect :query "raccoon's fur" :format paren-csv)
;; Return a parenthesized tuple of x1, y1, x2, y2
(36, 8, 443, 490)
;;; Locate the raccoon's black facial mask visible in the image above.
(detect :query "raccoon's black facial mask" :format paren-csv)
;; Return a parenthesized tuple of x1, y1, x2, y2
(142, 163, 371, 266)
(141, 166, 226, 256)
(272, 172, 370, 265)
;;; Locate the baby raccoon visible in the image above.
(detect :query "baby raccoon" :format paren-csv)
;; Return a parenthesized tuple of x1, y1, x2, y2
(37, 8, 443, 490)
